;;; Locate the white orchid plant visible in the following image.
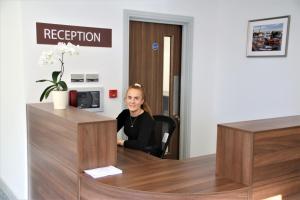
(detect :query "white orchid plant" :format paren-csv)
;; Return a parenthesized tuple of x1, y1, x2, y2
(36, 42, 79, 102)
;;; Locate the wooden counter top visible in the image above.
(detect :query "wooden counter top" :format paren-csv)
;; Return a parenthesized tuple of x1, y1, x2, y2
(219, 115, 300, 132)
(80, 148, 249, 200)
(28, 103, 113, 124)
(99, 148, 246, 193)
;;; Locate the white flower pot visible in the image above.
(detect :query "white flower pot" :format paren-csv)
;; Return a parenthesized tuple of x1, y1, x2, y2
(52, 91, 68, 109)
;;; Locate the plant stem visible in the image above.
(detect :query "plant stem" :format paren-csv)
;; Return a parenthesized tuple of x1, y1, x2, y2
(59, 53, 65, 81)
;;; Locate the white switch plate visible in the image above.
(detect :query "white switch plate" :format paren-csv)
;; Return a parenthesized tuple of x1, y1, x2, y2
(86, 74, 99, 82)
(71, 74, 84, 82)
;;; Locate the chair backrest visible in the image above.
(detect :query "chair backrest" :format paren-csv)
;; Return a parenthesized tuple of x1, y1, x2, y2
(152, 115, 176, 158)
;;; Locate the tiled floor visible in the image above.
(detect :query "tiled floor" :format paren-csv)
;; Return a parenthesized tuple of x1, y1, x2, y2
(0, 188, 9, 200)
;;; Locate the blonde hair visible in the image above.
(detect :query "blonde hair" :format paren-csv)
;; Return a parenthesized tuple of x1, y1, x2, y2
(126, 83, 153, 117)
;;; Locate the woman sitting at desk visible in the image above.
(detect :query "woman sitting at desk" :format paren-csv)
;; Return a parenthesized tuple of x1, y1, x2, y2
(117, 83, 155, 151)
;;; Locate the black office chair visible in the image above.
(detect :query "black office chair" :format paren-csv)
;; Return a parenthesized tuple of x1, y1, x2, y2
(146, 115, 176, 159)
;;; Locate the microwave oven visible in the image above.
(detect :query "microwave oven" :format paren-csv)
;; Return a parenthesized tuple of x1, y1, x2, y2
(69, 87, 104, 112)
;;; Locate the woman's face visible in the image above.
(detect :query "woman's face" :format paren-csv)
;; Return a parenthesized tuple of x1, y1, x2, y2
(125, 88, 144, 113)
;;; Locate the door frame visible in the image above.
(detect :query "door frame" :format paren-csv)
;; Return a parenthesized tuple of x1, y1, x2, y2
(123, 9, 193, 159)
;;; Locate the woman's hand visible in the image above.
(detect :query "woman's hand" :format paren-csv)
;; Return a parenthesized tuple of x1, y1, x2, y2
(117, 138, 125, 146)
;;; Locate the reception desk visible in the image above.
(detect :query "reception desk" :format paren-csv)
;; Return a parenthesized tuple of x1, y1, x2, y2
(27, 103, 300, 199)
(216, 116, 300, 199)
(27, 103, 116, 199)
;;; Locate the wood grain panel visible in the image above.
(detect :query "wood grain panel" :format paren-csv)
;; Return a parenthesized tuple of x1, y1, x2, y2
(254, 146, 300, 167)
(252, 172, 300, 200)
(254, 159, 300, 182)
(254, 131, 300, 154)
(27, 105, 78, 141)
(29, 103, 113, 123)
(83, 149, 248, 195)
(81, 149, 249, 199)
(253, 127, 300, 183)
(28, 104, 300, 200)
(116, 146, 160, 168)
(27, 105, 78, 172)
(129, 21, 182, 159)
(27, 103, 117, 199)
(254, 127, 300, 141)
(216, 125, 253, 185)
(129, 21, 181, 115)
(129, 21, 164, 115)
(81, 175, 249, 200)
(78, 121, 117, 171)
(218, 116, 300, 198)
(29, 145, 78, 200)
(163, 24, 182, 160)
(219, 115, 300, 132)
(284, 192, 300, 200)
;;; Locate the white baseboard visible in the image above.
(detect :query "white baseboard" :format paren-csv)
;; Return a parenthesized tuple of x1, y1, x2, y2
(0, 178, 18, 200)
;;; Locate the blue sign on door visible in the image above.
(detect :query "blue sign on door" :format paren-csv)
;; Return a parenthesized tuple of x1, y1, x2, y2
(152, 42, 159, 50)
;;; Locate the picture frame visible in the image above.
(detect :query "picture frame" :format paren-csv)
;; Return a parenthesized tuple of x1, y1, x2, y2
(246, 15, 290, 57)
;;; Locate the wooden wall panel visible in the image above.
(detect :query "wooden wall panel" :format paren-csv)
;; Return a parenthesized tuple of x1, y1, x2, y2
(129, 21, 182, 159)
(129, 21, 164, 115)
(217, 116, 300, 199)
(253, 159, 300, 182)
(216, 125, 253, 185)
(78, 121, 117, 171)
(27, 105, 78, 172)
(27, 103, 117, 199)
(254, 147, 300, 167)
(252, 173, 300, 200)
(253, 128, 300, 182)
(29, 145, 78, 200)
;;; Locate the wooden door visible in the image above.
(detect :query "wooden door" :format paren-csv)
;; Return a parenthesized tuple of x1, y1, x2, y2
(129, 21, 182, 159)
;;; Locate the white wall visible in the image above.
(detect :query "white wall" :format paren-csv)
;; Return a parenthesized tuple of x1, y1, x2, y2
(0, 0, 27, 199)
(0, 0, 2, 181)
(197, 0, 300, 158)
(22, 0, 217, 118)
(0, 0, 299, 199)
(214, 0, 300, 123)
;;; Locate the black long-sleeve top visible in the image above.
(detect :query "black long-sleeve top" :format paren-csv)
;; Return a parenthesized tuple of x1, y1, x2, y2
(117, 109, 155, 151)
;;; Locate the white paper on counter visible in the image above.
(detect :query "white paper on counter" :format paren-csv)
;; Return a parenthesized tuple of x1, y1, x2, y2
(84, 165, 122, 179)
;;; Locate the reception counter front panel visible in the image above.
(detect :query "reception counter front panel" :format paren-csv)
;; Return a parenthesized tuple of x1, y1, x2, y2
(27, 103, 116, 199)
(217, 116, 300, 199)
(27, 104, 300, 199)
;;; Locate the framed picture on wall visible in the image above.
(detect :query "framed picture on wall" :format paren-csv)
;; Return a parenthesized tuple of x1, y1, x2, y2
(246, 15, 290, 57)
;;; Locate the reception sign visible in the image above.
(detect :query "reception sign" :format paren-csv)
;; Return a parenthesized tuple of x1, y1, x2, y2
(36, 22, 112, 47)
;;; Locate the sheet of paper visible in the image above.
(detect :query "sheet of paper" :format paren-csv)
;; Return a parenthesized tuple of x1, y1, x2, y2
(84, 165, 122, 179)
